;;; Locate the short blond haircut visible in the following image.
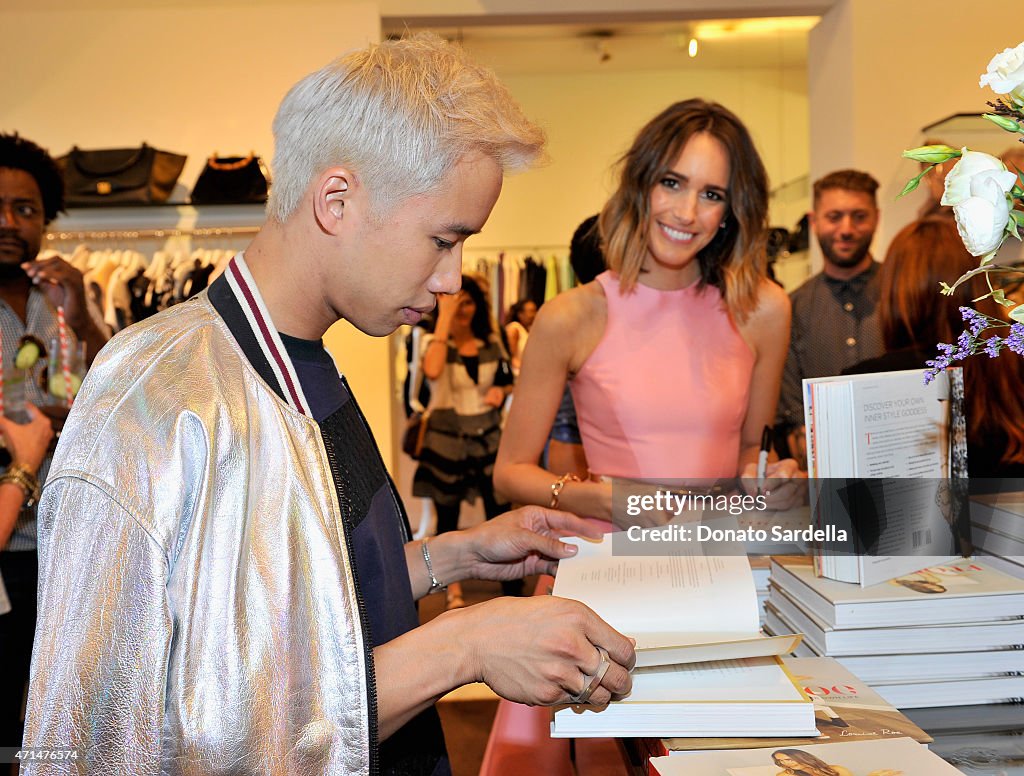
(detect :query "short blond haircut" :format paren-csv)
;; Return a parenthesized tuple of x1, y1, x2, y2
(268, 33, 546, 221)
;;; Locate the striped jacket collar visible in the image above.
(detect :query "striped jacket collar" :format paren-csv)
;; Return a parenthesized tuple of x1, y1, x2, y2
(209, 251, 313, 416)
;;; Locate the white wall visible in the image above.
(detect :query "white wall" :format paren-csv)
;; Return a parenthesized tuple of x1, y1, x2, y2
(465, 65, 809, 260)
(0, 1, 405, 465)
(2, 0, 814, 475)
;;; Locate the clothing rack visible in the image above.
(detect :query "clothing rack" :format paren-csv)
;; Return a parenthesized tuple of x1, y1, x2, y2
(463, 243, 566, 253)
(45, 225, 261, 242)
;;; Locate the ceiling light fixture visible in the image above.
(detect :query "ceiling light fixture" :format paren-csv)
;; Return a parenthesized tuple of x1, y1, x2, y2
(688, 38, 698, 58)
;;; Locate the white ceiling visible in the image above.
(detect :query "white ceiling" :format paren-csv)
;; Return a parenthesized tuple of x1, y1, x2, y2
(383, 17, 816, 75)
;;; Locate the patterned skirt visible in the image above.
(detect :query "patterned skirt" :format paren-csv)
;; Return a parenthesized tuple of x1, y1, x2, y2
(411, 407, 502, 508)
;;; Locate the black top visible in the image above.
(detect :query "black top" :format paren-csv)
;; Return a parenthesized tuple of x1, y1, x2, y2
(281, 333, 451, 776)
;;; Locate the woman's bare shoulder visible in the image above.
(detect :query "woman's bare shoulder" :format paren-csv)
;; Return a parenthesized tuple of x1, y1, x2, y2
(527, 281, 608, 371)
(535, 281, 606, 327)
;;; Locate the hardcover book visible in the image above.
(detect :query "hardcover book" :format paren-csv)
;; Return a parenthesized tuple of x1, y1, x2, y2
(551, 656, 817, 739)
(769, 556, 1024, 628)
(649, 736, 964, 775)
(801, 368, 967, 586)
(650, 656, 930, 755)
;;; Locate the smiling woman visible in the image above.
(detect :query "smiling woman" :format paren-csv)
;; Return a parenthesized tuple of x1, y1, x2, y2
(494, 99, 799, 526)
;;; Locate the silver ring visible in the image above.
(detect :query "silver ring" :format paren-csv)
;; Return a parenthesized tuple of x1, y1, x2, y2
(570, 645, 610, 705)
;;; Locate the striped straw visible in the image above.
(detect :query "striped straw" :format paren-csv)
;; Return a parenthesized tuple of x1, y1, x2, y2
(57, 306, 73, 408)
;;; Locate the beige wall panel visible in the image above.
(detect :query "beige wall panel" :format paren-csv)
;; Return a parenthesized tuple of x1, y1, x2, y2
(0, 2, 403, 466)
(471, 66, 809, 257)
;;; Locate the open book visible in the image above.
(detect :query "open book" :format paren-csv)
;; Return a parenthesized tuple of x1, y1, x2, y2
(551, 534, 802, 668)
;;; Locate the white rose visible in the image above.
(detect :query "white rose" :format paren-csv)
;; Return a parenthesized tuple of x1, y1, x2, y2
(941, 149, 1016, 207)
(980, 42, 1024, 102)
(952, 174, 1012, 256)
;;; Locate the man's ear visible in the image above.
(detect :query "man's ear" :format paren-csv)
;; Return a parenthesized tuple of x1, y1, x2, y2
(312, 168, 353, 235)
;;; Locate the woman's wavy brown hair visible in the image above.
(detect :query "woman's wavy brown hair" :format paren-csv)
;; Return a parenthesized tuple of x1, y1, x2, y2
(880, 217, 1024, 466)
(598, 99, 769, 322)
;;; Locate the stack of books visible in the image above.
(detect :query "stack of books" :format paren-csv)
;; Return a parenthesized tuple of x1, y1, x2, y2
(905, 703, 1024, 774)
(549, 535, 813, 739)
(970, 492, 1024, 577)
(764, 556, 1024, 708)
(631, 655, 931, 767)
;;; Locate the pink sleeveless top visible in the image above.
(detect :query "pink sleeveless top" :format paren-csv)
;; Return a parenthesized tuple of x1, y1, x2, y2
(571, 271, 755, 480)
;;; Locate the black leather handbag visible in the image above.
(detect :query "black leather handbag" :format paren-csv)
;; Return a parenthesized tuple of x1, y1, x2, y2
(59, 144, 187, 206)
(190, 153, 270, 205)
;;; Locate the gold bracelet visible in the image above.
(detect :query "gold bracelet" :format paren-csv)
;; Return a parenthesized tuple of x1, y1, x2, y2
(549, 473, 581, 509)
(0, 463, 41, 508)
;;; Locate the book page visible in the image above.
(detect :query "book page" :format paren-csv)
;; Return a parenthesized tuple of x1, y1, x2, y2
(851, 369, 948, 478)
(626, 657, 806, 703)
(553, 534, 759, 645)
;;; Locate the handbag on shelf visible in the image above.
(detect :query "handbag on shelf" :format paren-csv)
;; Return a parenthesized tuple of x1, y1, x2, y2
(59, 144, 187, 206)
(401, 410, 431, 460)
(190, 153, 270, 205)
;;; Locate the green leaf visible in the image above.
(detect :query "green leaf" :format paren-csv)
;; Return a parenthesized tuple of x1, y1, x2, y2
(898, 166, 933, 198)
(989, 289, 1015, 307)
(940, 281, 954, 295)
(1012, 304, 1024, 323)
(983, 113, 1024, 133)
(901, 145, 962, 163)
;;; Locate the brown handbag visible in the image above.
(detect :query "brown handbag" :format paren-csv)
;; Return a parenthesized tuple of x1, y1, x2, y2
(59, 144, 187, 206)
(401, 410, 431, 460)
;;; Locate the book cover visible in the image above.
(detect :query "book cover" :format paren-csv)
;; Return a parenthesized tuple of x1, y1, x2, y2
(654, 656, 931, 755)
(802, 369, 968, 586)
(649, 736, 964, 776)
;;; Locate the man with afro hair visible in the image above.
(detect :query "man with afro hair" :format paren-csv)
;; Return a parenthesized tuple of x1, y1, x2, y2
(0, 133, 108, 756)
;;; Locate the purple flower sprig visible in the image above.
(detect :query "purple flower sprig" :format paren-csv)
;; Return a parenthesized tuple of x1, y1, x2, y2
(924, 308, 1024, 383)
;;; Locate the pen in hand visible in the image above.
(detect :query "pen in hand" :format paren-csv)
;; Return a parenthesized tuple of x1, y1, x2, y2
(756, 425, 772, 496)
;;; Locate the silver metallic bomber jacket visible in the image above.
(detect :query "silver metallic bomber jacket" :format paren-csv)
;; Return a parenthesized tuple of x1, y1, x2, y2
(23, 287, 374, 775)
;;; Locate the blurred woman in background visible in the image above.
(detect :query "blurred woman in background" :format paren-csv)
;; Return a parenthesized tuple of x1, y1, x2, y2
(412, 275, 513, 607)
(504, 298, 537, 377)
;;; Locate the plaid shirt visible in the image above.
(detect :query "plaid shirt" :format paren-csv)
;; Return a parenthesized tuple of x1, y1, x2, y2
(0, 288, 79, 551)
